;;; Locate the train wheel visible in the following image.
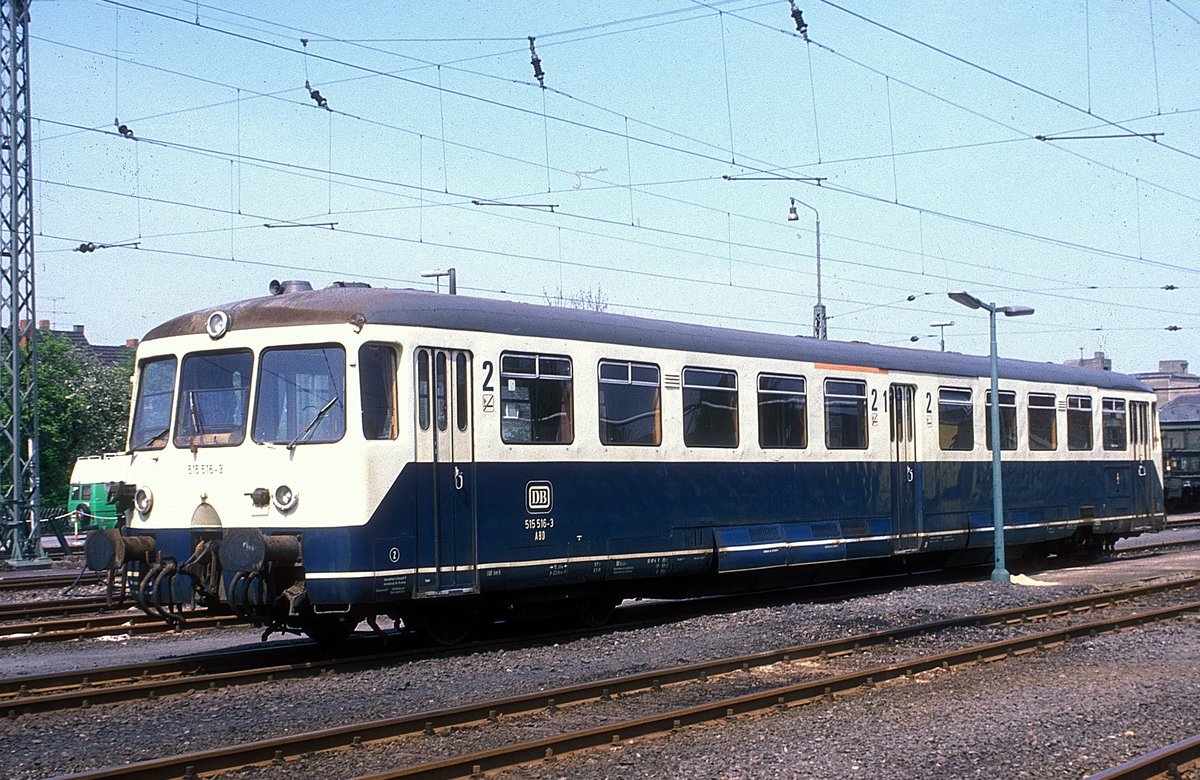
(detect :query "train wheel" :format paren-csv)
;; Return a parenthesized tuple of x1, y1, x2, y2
(422, 611, 475, 646)
(576, 596, 618, 628)
(301, 613, 359, 644)
(1020, 545, 1051, 572)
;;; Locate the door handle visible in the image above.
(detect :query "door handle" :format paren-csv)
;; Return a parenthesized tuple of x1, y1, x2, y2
(454, 466, 464, 490)
(906, 466, 914, 483)
(1137, 464, 1146, 477)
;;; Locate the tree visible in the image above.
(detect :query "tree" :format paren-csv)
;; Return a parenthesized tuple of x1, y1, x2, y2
(29, 334, 132, 507)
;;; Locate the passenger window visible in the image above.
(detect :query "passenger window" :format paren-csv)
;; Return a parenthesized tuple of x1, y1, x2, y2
(252, 346, 346, 446)
(937, 387, 973, 451)
(359, 344, 397, 440)
(825, 379, 868, 450)
(129, 356, 177, 451)
(683, 367, 739, 448)
(1102, 398, 1127, 450)
(500, 352, 573, 444)
(984, 390, 1017, 451)
(174, 350, 254, 448)
(758, 374, 807, 449)
(435, 352, 448, 432)
(455, 353, 469, 432)
(416, 349, 431, 431)
(599, 360, 661, 446)
(1067, 395, 1094, 450)
(81, 484, 92, 501)
(1028, 393, 1057, 451)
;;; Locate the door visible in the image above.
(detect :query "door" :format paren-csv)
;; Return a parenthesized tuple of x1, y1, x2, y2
(1130, 400, 1153, 519)
(414, 348, 478, 595)
(889, 384, 922, 552)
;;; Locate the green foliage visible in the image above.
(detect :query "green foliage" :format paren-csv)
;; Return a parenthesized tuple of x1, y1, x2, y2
(31, 334, 132, 507)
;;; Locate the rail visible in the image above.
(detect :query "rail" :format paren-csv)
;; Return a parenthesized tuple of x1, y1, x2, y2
(42, 582, 1200, 779)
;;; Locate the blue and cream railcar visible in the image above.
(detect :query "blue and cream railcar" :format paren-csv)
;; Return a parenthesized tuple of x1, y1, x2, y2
(87, 282, 1165, 642)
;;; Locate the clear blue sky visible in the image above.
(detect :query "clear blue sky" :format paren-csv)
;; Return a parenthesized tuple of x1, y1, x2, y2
(29, 0, 1200, 374)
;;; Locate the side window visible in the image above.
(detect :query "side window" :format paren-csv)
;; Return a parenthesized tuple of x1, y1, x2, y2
(360, 344, 397, 440)
(984, 390, 1017, 451)
(500, 353, 573, 444)
(416, 349, 431, 432)
(598, 360, 661, 446)
(455, 353, 469, 432)
(682, 367, 739, 448)
(435, 352, 449, 432)
(1067, 395, 1094, 451)
(81, 484, 92, 501)
(252, 346, 346, 446)
(825, 379, 868, 450)
(758, 374, 807, 449)
(1028, 393, 1057, 451)
(129, 355, 177, 451)
(1102, 398, 1127, 450)
(937, 387, 974, 451)
(174, 350, 254, 448)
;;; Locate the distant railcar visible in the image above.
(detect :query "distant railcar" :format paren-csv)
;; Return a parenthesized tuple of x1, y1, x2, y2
(68, 454, 123, 530)
(1161, 414, 1200, 510)
(86, 282, 1165, 643)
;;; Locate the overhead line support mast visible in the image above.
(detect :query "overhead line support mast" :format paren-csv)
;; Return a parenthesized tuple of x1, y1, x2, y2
(1, 0, 47, 566)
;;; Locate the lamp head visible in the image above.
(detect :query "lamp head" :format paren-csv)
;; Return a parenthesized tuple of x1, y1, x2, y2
(948, 291, 984, 310)
(787, 199, 799, 222)
(1001, 305, 1035, 317)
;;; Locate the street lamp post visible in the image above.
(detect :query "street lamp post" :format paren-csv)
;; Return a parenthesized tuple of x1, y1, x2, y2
(947, 292, 1035, 584)
(787, 197, 825, 339)
(421, 268, 457, 295)
(929, 321, 954, 352)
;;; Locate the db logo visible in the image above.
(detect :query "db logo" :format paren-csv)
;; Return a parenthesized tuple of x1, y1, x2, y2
(526, 481, 553, 514)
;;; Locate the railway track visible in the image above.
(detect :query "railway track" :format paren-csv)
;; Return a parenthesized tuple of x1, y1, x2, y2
(0, 595, 118, 621)
(6, 575, 1196, 719)
(1115, 535, 1200, 557)
(0, 569, 105, 592)
(1086, 734, 1200, 780)
(0, 609, 243, 649)
(39, 578, 1200, 780)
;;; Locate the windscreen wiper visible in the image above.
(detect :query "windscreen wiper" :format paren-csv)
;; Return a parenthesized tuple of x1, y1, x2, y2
(188, 391, 204, 435)
(288, 396, 338, 451)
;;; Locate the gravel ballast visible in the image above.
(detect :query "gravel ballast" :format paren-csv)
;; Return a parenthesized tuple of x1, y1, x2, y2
(0, 553, 1197, 779)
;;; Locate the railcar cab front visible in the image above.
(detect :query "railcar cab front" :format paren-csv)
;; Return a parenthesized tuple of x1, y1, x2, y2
(87, 280, 398, 640)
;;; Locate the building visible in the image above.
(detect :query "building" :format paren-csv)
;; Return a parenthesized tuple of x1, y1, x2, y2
(1130, 360, 1200, 406)
(26, 321, 137, 366)
(1062, 351, 1112, 371)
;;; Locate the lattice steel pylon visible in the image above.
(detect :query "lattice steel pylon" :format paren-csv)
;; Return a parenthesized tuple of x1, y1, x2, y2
(0, 0, 45, 565)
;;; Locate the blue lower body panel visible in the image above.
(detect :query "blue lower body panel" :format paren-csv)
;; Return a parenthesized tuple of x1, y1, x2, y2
(134, 457, 1164, 610)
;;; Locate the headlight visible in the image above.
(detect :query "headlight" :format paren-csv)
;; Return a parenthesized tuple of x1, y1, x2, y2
(206, 310, 230, 339)
(273, 484, 298, 512)
(133, 486, 154, 514)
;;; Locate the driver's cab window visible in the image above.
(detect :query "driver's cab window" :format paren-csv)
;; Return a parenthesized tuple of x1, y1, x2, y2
(173, 351, 253, 448)
(252, 345, 346, 446)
